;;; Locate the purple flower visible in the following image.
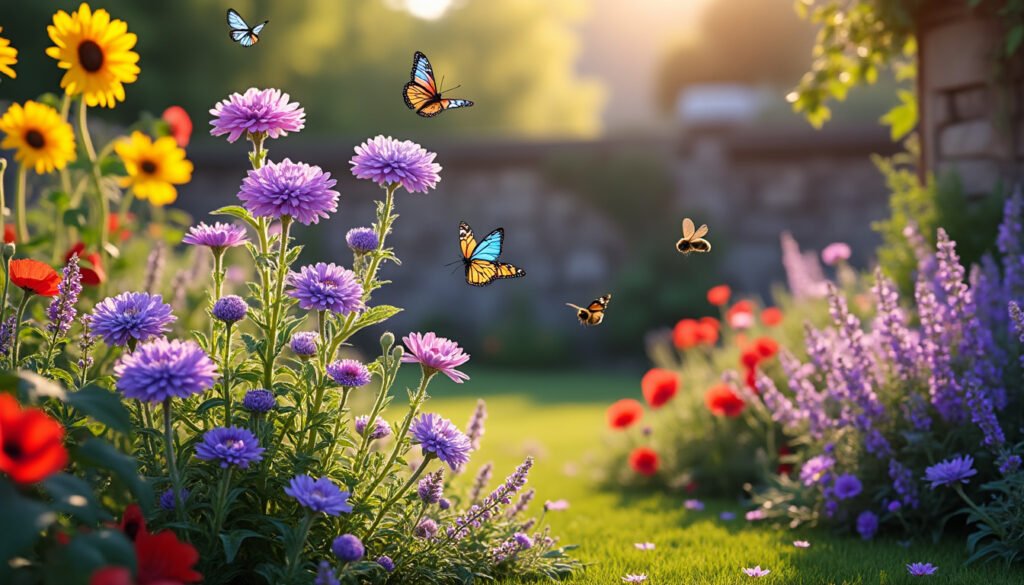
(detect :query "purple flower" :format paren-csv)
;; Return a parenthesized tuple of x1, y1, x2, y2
(401, 332, 470, 383)
(195, 426, 264, 469)
(465, 399, 487, 450)
(507, 488, 535, 518)
(242, 389, 276, 413)
(209, 87, 305, 143)
(924, 455, 977, 489)
(742, 566, 770, 578)
(448, 457, 532, 540)
(684, 499, 704, 511)
(91, 292, 176, 346)
(287, 263, 364, 314)
(290, 331, 318, 357)
(354, 415, 391, 440)
(327, 359, 372, 387)
(800, 454, 835, 486)
(821, 242, 851, 266)
(999, 454, 1022, 476)
(331, 534, 364, 562)
(159, 488, 189, 511)
(745, 509, 766, 521)
(47, 254, 82, 339)
(856, 510, 878, 540)
(182, 222, 248, 250)
(439, 498, 451, 510)
(414, 518, 438, 539)
(346, 227, 379, 254)
(376, 556, 395, 572)
(115, 338, 217, 403)
(212, 295, 248, 324)
(349, 135, 441, 194)
(793, 540, 810, 548)
(906, 562, 938, 576)
(622, 574, 648, 583)
(411, 413, 472, 470)
(834, 474, 863, 500)
(285, 475, 352, 516)
(238, 159, 339, 225)
(314, 561, 339, 585)
(719, 511, 736, 521)
(514, 532, 533, 549)
(470, 462, 493, 503)
(418, 469, 444, 504)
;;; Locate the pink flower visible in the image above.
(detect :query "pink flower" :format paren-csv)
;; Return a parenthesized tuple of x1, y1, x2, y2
(821, 242, 851, 266)
(742, 566, 770, 578)
(633, 542, 655, 551)
(793, 540, 810, 548)
(401, 332, 471, 383)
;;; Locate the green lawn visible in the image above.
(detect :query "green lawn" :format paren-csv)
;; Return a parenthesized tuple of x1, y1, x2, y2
(401, 367, 1023, 584)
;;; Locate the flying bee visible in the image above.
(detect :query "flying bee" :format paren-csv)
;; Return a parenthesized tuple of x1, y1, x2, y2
(565, 293, 611, 326)
(676, 217, 711, 255)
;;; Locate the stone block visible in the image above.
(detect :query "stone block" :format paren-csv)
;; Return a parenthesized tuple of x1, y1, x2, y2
(951, 86, 989, 120)
(939, 119, 1009, 158)
(921, 19, 999, 91)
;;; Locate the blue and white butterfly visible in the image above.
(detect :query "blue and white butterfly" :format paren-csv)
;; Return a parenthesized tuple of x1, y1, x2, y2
(227, 8, 267, 48)
(458, 221, 525, 286)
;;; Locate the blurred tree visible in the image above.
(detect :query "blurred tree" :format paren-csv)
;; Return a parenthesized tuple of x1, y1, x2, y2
(0, 0, 604, 138)
(655, 0, 815, 111)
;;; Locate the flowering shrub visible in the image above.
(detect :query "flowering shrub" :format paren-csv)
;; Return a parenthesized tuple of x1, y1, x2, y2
(0, 5, 578, 584)
(748, 194, 1024, 564)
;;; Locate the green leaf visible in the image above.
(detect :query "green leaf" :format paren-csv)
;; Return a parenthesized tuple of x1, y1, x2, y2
(42, 473, 107, 524)
(66, 384, 132, 434)
(354, 305, 403, 330)
(197, 397, 226, 416)
(0, 481, 55, 574)
(62, 208, 88, 229)
(212, 205, 259, 229)
(42, 529, 136, 584)
(74, 438, 153, 512)
(219, 529, 265, 563)
(880, 89, 917, 141)
(1007, 25, 1024, 56)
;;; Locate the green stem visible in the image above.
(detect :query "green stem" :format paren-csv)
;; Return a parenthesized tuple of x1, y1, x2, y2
(953, 484, 1006, 540)
(15, 165, 27, 243)
(353, 352, 399, 474)
(262, 216, 292, 389)
(321, 387, 352, 470)
(363, 455, 434, 543)
(211, 467, 233, 539)
(163, 398, 187, 529)
(78, 100, 110, 267)
(10, 290, 33, 368)
(0, 158, 7, 242)
(285, 512, 313, 580)
(361, 184, 398, 295)
(222, 322, 234, 427)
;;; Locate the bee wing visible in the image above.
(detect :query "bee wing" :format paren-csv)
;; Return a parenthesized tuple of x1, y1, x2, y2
(682, 217, 695, 239)
(692, 223, 709, 239)
(565, 303, 584, 311)
(690, 239, 711, 252)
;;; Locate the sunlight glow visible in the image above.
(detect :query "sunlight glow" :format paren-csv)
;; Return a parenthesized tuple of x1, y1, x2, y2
(403, 0, 454, 20)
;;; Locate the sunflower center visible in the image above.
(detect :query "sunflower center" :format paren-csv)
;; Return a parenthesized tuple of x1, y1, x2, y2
(24, 130, 45, 149)
(140, 160, 158, 175)
(77, 40, 104, 73)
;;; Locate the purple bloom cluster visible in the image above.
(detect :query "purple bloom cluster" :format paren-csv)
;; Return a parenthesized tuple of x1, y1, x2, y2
(210, 87, 305, 143)
(414, 518, 438, 539)
(327, 359, 372, 387)
(114, 338, 217, 403)
(213, 295, 249, 324)
(447, 457, 533, 540)
(183, 222, 248, 250)
(491, 532, 532, 564)
(417, 469, 444, 504)
(331, 534, 364, 562)
(799, 455, 834, 487)
(376, 556, 395, 573)
(290, 331, 319, 357)
(349, 135, 441, 194)
(47, 254, 82, 338)
(345, 227, 379, 254)
(469, 462, 493, 502)
(287, 263, 364, 315)
(238, 159, 339, 225)
(833, 473, 863, 500)
(856, 510, 878, 540)
(906, 562, 938, 576)
(242, 389, 276, 413)
(159, 487, 189, 511)
(507, 488, 535, 517)
(314, 561, 339, 585)
(91, 291, 176, 346)
(411, 413, 472, 471)
(465, 399, 487, 450)
(354, 415, 391, 440)
(402, 332, 471, 383)
(285, 475, 352, 516)
(195, 426, 265, 469)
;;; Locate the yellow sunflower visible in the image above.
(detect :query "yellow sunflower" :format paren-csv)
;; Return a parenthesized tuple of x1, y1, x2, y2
(115, 131, 193, 206)
(0, 27, 17, 80)
(45, 3, 140, 108)
(0, 101, 77, 174)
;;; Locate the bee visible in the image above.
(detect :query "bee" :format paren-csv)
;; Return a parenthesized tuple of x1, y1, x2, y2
(676, 217, 711, 255)
(565, 293, 611, 326)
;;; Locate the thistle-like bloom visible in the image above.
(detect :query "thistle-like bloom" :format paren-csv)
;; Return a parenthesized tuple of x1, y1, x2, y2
(0, 101, 77, 174)
(238, 159, 338, 225)
(410, 413, 472, 470)
(213, 295, 248, 324)
(346, 227, 379, 254)
(91, 291, 175, 346)
(327, 359, 372, 387)
(182, 222, 248, 251)
(349, 135, 441, 194)
(415, 518, 439, 539)
(906, 562, 938, 576)
(285, 475, 352, 516)
(290, 331, 319, 357)
(242, 389, 276, 413)
(924, 455, 977, 489)
(331, 534, 364, 562)
(209, 88, 305, 143)
(465, 399, 487, 450)
(159, 488, 189, 511)
(47, 254, 82, 338)
(314, 561, 339, 585)
(376, 556, 395, 572)
(418, 469, 444, 504)
(114, 338, 217, 403)
(354, 415, 391, 440)
(401, 332, 470, 383)
(287, 263, 364, 315)
(195, 426, 264, 469)
(742, 566, 770, 578)
(833, 474, 863, 500)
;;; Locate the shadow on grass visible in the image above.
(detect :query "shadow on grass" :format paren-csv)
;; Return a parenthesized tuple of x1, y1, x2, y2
(393, 366, 638, 404)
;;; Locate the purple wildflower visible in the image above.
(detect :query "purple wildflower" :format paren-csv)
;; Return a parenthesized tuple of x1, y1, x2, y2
(781, 231, 829, 299)
(821, 242, 851, 266)
(507, 488, 535, 517)
(238, 159, 339, 225)
(331, 534, 364, 562)
(906, 562, 938, 576)
(889, 459, 919, 509)
(856, 510, 878, 540)
(326, 359, 372, 387)
(401, 332, 470, 383)
(91, 292, 176, 346)
(999, 454, 1022, 476)
(470, 462, 493, 503)
(212, 295, 248, 324)
(314, 561, 339, 585)
(410, 413, 472, 470)
(209, 87, 305, 143)
(515, 532, 534, 549)
(114, 338, 217, 403)
(354, 415, 391, 440)
(285, 475, 352, 516)
(417, 469, 444, 504)
(414, 518, 438, 539)
(349, 135, 441, 194)
(376, 556, 395, 572)
(448, 457, 533, 540)
(465, 399, 487, 450)
(924, 455, 977, 489)
(800, 455, 835, 486)
(242, 389, 276, 413)
(684, 499, 705, 511)
(742, 566, 771, 578)
(159, 488, 189, 511)
(46, 254, 82, 339)
(182, 222, 248, 250)
(290, 331, 318, 357)
(0, 316, 14, 358)
(439, 497, 451, 510)
(287, 263, 364, 314)
(834, 474, 863, 500)
(345, 227, 379, 254)
(195, 426, 264, 469)
(719, 511, 736, 521)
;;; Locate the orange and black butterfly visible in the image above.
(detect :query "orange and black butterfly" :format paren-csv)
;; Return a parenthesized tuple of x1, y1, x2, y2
(459, 221, 524, 286)
(566, 293, 611, 326)
(676, 218, 711, 255)
(404, 52, 474, 118)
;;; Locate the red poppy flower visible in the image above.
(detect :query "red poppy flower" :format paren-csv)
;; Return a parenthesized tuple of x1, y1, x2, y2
(740, 348, 761, 370)
(90, 567, 133, 585)
(108, 213, 134, 242)
(705, 384, 745, 417)
(9, 259, 61, 296)
(745, 368, 758, 393)
(700, 316, 720, 331)
(706, 285, 731, 306)
(110, 504, 202, 584)
(628, 447, 659, 476)
(726, 300, 755, 329)
(696, 321, 719, 345)
(0, 394, 68, 483)
(606, 399, 644, 430)
(672, 318, 700, 349)
(641, 368, 679, 408)
(754, 337, 779, 359)
(777, 445, 794, 475)
(760, 307, 783, 326)
(65, 243, 107, 286)
(162, 106, 193, 148)
(3, 224, 14, 244)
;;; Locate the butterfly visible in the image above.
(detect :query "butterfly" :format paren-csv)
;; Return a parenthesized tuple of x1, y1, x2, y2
(676, 217, 711, 255)
(458, 221, 525, 286)
(227, 8, 267, 47)
(566, 293, 611, 326)
(404, 51, 474, 118)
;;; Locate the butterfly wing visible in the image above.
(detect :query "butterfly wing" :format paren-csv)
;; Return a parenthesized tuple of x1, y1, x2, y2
(231, 29, 250, 42)
(492, 262, 525, 279)
(413, 97, 445, 117)
(440, 98, 474, 111)
(239, 33, 260, 47)
(252, 21, 268, 35)
(227, 8, 249, 31)
(469, 228, 504, 262)
(409, 51, 438, 95)
(458, 221, 478, 260)
(682, 217, 695, 239)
